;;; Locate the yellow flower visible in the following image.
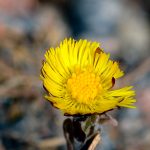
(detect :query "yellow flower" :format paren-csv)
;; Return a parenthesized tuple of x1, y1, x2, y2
(41, 38, 136, 115)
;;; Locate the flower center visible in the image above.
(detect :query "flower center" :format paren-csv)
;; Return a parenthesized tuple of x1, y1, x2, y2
(67, 67, 102, 104)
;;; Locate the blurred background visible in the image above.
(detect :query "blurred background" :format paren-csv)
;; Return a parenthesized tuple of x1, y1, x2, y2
(0, 0, 149, 150)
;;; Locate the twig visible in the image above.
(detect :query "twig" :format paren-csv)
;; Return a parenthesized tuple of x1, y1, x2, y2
(3, 132, 65, 149)
(38, 137, 65, 149)
(88, 133, 101, 150)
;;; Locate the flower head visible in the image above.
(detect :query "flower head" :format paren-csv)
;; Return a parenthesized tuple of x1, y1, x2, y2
(41, 38, 136, 115)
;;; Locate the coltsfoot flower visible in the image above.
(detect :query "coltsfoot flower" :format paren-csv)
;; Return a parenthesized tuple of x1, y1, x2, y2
(41, 38, 136, 115)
